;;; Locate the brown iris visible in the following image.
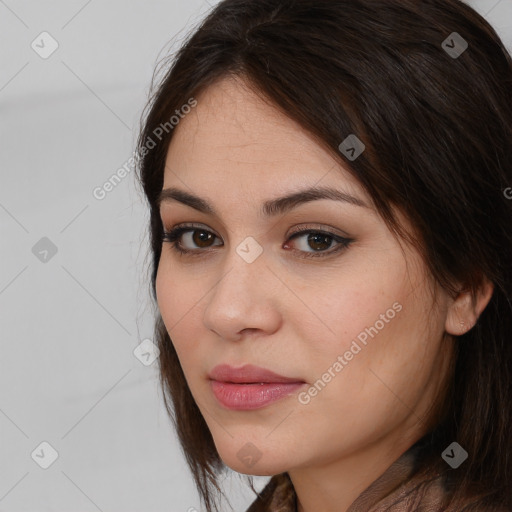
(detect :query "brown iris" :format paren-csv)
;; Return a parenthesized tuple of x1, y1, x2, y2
(305, 233, 332, 251)
(193, 230, 215, 248)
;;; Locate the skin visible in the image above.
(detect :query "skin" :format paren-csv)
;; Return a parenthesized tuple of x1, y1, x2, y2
(155, 75, 494, 512)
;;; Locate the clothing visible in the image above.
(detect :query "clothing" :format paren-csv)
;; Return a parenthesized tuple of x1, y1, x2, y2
(245, 439, 509, 512)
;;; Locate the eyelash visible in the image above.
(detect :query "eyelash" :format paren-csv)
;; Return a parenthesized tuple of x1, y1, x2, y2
(161, 223, 353, 260)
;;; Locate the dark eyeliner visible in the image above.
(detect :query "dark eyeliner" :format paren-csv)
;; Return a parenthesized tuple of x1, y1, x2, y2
(162, 225, 353, 259)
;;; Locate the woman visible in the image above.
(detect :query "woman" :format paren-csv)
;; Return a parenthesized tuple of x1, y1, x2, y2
(135, 0, 512, 510)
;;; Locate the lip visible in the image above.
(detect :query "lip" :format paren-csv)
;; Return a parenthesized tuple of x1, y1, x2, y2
(208, 364, 306, 410)
(209, 364, 304, 384)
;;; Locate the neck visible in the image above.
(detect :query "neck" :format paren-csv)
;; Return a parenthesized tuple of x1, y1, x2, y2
(292, 429, 423, 512)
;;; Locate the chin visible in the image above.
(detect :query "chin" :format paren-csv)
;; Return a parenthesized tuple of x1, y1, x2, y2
(213, 438, 293, 476)
(221, 455, 289, 476)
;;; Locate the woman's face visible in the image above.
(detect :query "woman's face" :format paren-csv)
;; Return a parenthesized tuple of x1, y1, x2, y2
(155, 76, 455, 476)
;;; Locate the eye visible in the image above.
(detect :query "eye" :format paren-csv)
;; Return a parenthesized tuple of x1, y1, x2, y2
(284, 225, 353, 259)
(162, 223, 353, 259)
(162, 224, 222, 256)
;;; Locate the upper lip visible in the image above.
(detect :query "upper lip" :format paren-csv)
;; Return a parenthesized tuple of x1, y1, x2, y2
(209, 364, 305, 384)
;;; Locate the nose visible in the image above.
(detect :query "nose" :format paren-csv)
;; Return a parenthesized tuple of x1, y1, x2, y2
(202, 243, 282, 341)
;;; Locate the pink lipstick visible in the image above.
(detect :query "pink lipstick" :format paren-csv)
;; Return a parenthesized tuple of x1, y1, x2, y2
(208, 364, 306, 410)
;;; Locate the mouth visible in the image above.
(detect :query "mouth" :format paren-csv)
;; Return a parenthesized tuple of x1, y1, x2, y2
(208, 364, 307, 410)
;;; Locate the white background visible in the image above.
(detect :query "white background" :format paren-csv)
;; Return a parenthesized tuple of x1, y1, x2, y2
(1, 1, 511, 511)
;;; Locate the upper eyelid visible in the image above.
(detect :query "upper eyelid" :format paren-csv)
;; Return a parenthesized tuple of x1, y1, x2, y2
(162, 219, 350, 236)
(164, 223, 348, 240)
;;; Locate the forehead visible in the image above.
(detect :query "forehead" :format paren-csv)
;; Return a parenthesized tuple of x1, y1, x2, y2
(163, 76, 366, 200)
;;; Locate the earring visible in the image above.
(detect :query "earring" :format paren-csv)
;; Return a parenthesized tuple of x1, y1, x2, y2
(459, 320, 466, 334)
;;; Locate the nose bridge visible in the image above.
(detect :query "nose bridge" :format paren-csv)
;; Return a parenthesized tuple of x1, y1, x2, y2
(202, 235, 281, 337)
(214, 234, 269, 301)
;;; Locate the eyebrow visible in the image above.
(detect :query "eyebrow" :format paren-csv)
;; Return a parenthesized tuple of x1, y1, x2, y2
(157, 185, 370, 217)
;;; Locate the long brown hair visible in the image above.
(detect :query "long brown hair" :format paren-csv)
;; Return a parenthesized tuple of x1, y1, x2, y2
(135, 1, 512, 510)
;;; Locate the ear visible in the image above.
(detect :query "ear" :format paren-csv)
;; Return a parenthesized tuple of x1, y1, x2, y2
(445, 277, 494, 336)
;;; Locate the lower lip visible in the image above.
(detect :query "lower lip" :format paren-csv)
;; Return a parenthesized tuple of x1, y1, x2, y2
(210, 380, 306, 410)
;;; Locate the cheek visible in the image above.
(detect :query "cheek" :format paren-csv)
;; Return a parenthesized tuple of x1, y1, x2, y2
(298, 254, 437, 395)
(155, 254, 199, 318)
(155, 263, 201, 355)
(304, 284, 440, 419)
(295, 261, 406, 360)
